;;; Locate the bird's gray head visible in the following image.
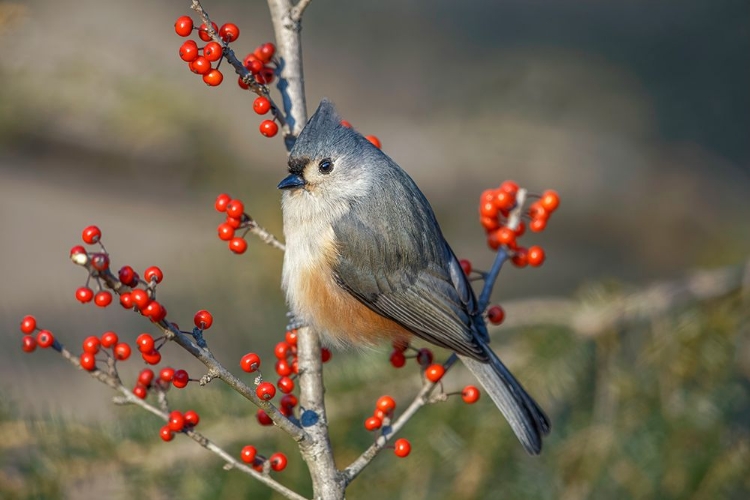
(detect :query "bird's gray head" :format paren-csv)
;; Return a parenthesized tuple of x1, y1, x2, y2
(277, 99, 382, 203)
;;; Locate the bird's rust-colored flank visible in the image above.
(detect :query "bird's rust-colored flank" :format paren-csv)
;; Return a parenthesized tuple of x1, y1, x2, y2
(295, 232, 412, 347)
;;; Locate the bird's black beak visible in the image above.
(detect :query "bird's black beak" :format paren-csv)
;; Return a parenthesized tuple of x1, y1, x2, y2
(277, 173, 306, 190)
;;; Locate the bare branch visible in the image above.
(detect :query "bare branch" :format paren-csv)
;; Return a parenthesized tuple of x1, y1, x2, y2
(244, 215, 286, 251)
(290, 0, 313, 22)
(267, 0, 308, 150)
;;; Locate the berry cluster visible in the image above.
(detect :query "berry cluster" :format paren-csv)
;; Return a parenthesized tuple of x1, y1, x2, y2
(478, 180, 560, 267)
(361, 395, 412, 457)
(215, 193, 249, 254)
(387, 339, 434, 369)
(160, 409, 201, 441)
(19, 315, 56, 352)
(175, 14, 281, 139)
(175, 15, 241, 87)
(240, 445, 288, 473)
(240, 328, 331, 423)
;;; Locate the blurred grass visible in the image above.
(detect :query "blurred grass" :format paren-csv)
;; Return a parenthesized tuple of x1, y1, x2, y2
(2, 286, 748, 499)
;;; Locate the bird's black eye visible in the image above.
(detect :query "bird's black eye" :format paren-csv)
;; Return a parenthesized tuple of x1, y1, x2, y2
(318, 158, 334, 174)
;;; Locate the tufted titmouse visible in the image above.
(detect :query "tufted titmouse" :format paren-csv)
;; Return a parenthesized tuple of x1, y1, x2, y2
(278, 99, 550, 454)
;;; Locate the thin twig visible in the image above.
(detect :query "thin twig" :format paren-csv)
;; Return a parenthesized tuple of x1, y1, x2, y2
(342, 355, 459, 484)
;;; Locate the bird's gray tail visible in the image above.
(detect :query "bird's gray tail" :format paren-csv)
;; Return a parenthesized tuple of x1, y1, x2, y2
(459, 346, 550, 454)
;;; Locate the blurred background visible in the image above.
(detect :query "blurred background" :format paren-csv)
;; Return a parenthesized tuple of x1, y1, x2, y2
(1, 0, 748, 498)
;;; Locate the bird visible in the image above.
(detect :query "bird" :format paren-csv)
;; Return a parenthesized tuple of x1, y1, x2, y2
(278, 99, 550, 454)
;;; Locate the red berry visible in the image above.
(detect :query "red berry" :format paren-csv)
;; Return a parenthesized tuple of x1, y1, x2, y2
(277, 376, 295, 394)
(389, 350, 406, 368)
(459, 259, 472, 276)
(76, 286, 94, 303)
(100, 331, 118, 348)
(184, 410, 200, 427)
(425, 364, 446, 383)
(240, 445, 257, 463)
(462, 385, 481, 404)
(36, 330, 54, 348)
(119, 292, 133, 309)
(416, 348, 433, 367)
(480, 215, 500, 232)
(257, 67, 275, 86)
(246, 58, 264, 74)
(275, 359, 292, 376)
(280, 394, 298, 409)
(173, 369, 189, 388)
(274, 342, 290, 359)
(500, 180, 519, 196)
(203, 68, 223, 86)
(479, 200, 498, 219)
(494, 190, 516, 211)
(190, 56, 211, 75)
(198, 22, 218, 42)
(527, 246, 545, 267)
(80, 352, 96, 371)
(340, 120, 352, 128)
(226, 199, 244, 218)
(114, 342, 131, 360)
(21, 335, 37, 353)
(141, 349, 162, 365)
(237, 76, 250, 89)
(259, 120, 278, 137)
(144, 301, 166, 323)
(160, 367, 175, 382)
(218, 23, 240, 42)
(285, 329, 298, 345)
(514, 221, 526, 237)
(540, 190, 560, 212)
(256, 382, 276, 400)
(144, 266, 163, 284)
(70, 245, 86, 257)
(240, 352, 261, 373)
(82, 225, 101, 245)
(168, 411, 185, 432)
(94, 291, 112, 307)
(225, 216, 242, 229)
(118, 265, 137, 286)
(364, 416, 382, 431)
(20, 315, 36, 334)
(529, 218, 547, 232)
(229, 237, 248, 254)
(179, 40, 199, 62)
(194, 310, 213, 330)
(496, 227, 516, 247)
(255, 42, 275, 63)
(365, 135, 381, 148)
(217, 222, 235, 241)
(256, 409, 273, 426)
(160, 425, 174, 442)
(376, 395, 396, 413)
(511, 247, 528, 267)
(174, 15, 193, 37)
(253, 96, 271, 115)
(528, 202, 549, 221)
(136, 333, 155, 353)
(203, 41, 223, 62)
(321, 347, 332, 363)
(90, 253, 110, 271)
(393, 438, 411, 457)
(487, 305, 505, 325)
(130, 289, 150, 310)
(270, 452, 287, 472)
(82, 336, 100, 354)
(138, 368, 155, 386)
(133, 384, 148, 399)
(215, 193, 231, 212)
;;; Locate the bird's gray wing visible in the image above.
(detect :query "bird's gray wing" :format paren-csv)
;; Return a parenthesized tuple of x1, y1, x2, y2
(331, 197, 487, 360)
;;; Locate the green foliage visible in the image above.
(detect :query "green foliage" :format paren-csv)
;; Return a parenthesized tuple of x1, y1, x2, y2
(2, 292, 748, 499)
